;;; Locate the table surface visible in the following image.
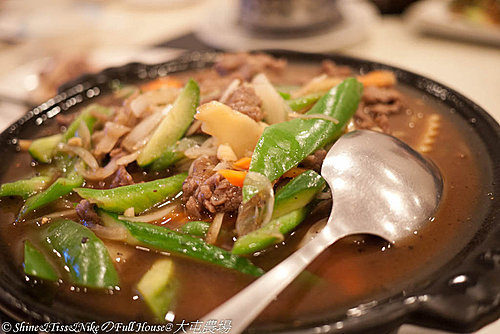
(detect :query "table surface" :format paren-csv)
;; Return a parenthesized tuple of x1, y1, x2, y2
(0, 0, 498, 333)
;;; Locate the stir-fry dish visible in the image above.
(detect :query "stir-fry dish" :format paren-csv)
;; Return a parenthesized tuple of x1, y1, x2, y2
(0, 53, 487, 323)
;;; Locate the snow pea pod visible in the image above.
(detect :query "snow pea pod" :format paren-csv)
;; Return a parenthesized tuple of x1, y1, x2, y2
(75, 173, 187, 214)
(0, 176, 51, 199)
(99, 211, 264, 277)
(24, 240, 58, 281)
(243, 77, 362, 201)
(43, 219, 119, 288)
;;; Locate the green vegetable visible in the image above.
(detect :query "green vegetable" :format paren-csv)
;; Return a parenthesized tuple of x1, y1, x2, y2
(233, 170, 325, 255)
(62, 104, 112, 142)
(18, 172, 83, 219)
(43, 220, 119, 288)
(28, 134, 63, 163)
(278, 91, 291, 100)
(286, 93, 322, 112)
(137, 80, 199, 166)
(150, 135, 207, 171)
(137, 259, 177, 321)
(99, 211, 264, 276)
(75, 173, 187, 214)
(28, 105, 111, 163)
(180, 221, 210, 238)
(244, 77, 362, 201)
(272, 170, 325, 219)
(24, 240, 58, 281)
(0, 176, 51, 199)
(232, 208, 308, 255)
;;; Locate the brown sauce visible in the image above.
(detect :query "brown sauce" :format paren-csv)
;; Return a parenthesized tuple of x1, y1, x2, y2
(0, 66, 493, 327)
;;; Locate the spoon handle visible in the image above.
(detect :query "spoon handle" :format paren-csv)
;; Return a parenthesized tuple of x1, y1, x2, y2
(197, 226, 340, 334)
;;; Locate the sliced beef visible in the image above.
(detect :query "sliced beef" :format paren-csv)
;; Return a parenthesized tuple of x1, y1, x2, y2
(214, 53, 287, 81)
(354, 86, 405, 133)
(320, 60, 352, 77)
(76, 199, 101, 225)
(110, 166, 134, 188)
(182, 156, 242, 218)
(300, 149, 328, 172)
(225, 85, 263, 122)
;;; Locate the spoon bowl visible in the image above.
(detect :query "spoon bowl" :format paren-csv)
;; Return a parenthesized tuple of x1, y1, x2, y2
(192, 130, 444, 334)
(322, 129, 443, 243)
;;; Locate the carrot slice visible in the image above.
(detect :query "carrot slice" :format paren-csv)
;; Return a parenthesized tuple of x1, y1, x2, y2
(233, 157, 252, 170)
(218, 170, 247, 187)
(357, 70, 396, 88)
(282, 167, 307, 179)
(140, 77, 183, 92)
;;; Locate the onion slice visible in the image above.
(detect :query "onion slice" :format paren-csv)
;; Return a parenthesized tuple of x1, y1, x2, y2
(25, 209, 78, 225)
(185, 119, 202, 137)
(184, 137, 217, 159)
(118, 203, 177, 222)
(116, 151, 140, 166)
(206, 213, 224, 245)
(92, 224, 129, 241)
(122, 111, 163, 152)
(129, 88, 179, 118)
(75, 159, 119, 181)
(94, 122, 131, 155)
(59, 143, 99, 170)
(252, 73, 289, 124)
(235, 172, 274, 237)
(78, 120, 91, 149)
(219, 79, 241, 103)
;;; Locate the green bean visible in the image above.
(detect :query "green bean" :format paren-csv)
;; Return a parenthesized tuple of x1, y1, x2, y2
(99, 211, 264, 277)
(75, 173, 187, 214)
(18, 172, 83, 220)
(0, 176, 51, 199)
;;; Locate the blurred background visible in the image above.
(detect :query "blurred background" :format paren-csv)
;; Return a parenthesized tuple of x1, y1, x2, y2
(0, 1, 498, 332)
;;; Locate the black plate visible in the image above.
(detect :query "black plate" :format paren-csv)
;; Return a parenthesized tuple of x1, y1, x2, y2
(0, 51, 498, 333)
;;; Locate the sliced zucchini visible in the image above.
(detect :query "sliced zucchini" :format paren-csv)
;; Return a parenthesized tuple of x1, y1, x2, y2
(137, 79, 200, 167)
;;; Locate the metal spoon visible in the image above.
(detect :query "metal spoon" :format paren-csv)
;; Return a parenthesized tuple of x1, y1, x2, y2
(196, 130, 443, 333)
